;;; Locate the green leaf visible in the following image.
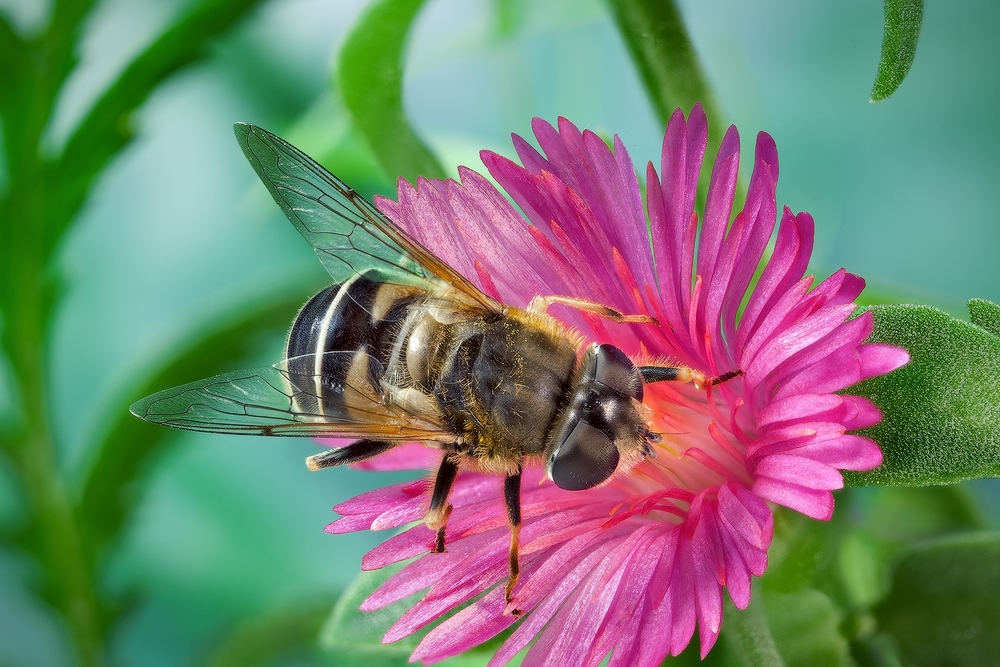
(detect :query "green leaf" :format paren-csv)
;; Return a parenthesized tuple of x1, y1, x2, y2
(492, 0, 526, 39)
(870, 0, 923, 102)
(848, 486, 984, 544)
(719, 596, 786, 667)
(75, 291, 307, 560)
(51, 0, 267, 257)
(761, 589, 851, 667)
(604, 0, 719, 126)
(202, 599, 333, 667)
(968, 298, 1000, 339)
(711, 588, 850, 667)
(837, 529, 886, 610)
(845, 304, 1000, 486)
(320, 564, 422, 665)
(0, 13, 26, 112)
(874, 532, 1000, 666)
(760, 506, 852, 600)
(337, 0, 445, 183)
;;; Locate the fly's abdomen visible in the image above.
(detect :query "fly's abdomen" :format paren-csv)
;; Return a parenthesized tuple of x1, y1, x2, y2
(284, 276, 420, 415)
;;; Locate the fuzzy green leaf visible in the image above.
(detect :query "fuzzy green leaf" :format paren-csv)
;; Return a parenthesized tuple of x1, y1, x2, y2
(846, 304, 1000, 486)
(967, 297, 1000, 339)
(870, 0, 923, 102)
(874, 532, 1000, 666)
(337, 0, 445, 183)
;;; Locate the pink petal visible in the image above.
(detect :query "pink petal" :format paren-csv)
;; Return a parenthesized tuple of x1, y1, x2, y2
(720, 133, 779, 345)
(690, 506, 724, 635)
(839, 395, 884, 430)
(773, 345, 863, 399)
(746, 303, 859, 387)
(791, 434, 884, 471)
(718, 519, 752, 609)
(668, 538, 697, 655)
(754, 454, 844, 489)
(716, 482, 772, 574)
(491, 539, 620, 667)
(859, 343, 910, 379)
(383, 533, 509, 641)
(738, 209, 814, 351)
(757, 393, 846, 428)
(761, 312, 875, 397)
(361, 524, 434, 570)
(585, 532, 663, 665)
(412, 586, 514, 663)
(634, 531, 680, 665)
(696, 123, 740, 288)
(753, 477, 836, 520)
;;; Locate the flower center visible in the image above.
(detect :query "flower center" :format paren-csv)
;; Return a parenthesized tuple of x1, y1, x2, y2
(605, 379, 752, 526)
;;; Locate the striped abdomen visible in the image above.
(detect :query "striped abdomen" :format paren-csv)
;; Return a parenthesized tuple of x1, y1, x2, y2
(284, 276, 421, 416)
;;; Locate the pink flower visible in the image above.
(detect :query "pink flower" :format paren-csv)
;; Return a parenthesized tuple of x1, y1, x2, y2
(326, 106, 909, 665)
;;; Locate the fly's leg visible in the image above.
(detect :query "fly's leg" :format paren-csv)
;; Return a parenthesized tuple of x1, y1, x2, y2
(639, 365, 744, 391)
(503, 468, 523, 617)
(706, 369, 743, 386)
(528, 295, 658, 325)
(425, 456, 459, 553)
(638, 366, 743, 448)
(305, 439, 396, 470)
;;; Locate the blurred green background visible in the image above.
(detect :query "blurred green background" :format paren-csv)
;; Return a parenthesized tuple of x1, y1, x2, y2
(2, 0, 1000, 665)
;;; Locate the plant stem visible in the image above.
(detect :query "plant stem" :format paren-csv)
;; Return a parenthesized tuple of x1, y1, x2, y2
(1, 166, 106, 667)
(0, 5, 106, 663)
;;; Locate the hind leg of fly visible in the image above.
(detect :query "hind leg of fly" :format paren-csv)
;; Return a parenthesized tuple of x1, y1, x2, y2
(503, 468, 523, 616)
(425, 455, 459, 553)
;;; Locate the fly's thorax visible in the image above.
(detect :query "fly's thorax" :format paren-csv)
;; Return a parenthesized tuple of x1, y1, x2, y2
(429, 311, 579, 465)
(544, 343, 650, 491)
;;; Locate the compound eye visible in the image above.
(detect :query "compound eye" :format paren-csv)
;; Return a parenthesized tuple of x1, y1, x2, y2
(548, 420, 620, 491)
(595, 344, 643, 401)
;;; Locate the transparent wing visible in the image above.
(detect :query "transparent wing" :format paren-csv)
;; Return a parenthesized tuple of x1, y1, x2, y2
(234, 123, 501, 313)
(129, 352, 452, 441)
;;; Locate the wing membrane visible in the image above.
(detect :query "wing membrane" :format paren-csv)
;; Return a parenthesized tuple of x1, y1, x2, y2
(234, 123, 501, 313)
(130, 352, 451, 441)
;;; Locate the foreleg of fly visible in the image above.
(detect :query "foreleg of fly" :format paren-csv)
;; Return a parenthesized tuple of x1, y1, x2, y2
(305, 439, 396, 470)
(528, 295, 658, 325)
(639, 365, 743, 391)
(425, 455, 460, 553)
(503, 468, 523, 616)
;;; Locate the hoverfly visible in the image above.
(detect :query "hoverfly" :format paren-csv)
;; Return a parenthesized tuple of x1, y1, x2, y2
(131, 124, 740, 611)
